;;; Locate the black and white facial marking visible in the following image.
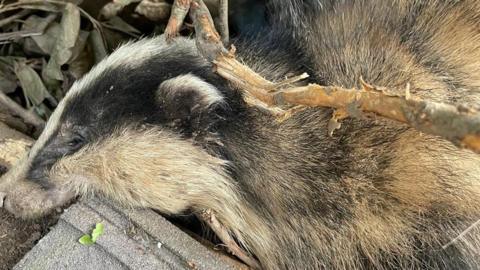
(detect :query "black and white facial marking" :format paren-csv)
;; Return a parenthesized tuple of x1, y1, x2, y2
(0, 35, 235, 218)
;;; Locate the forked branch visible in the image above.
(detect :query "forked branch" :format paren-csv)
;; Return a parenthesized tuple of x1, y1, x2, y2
(0, 90, 45, 132)
(199, 209, 261, 269)
(183, 0, 480, 154)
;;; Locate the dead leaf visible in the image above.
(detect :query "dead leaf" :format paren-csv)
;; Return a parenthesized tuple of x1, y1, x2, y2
(22, 14, 58, 34)
(14, 61, 56, 108)
(29, 23, 61, 55)
(100, 0, 142, 19)
(44, 3, 81, 81)
(89, 29, 108, 64)
(68, 30, 90, 64)
(33, 103, 52, 119)
(68, 47, 93, 80)
(102, 16, 141, 37)
(41, 58, 62, 100)
(0, 60, 18, 94)
(14, 1, 61, 13)
(135, 0, 171, 21)
(22, 13, 60, 56)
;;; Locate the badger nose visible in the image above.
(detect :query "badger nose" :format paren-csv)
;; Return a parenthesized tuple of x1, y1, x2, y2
(0, 192, 6, 208)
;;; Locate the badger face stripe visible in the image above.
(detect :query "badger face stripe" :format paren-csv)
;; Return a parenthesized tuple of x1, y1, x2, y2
(4, 33, 232, 217)
(157, 73, 225, 108)
(30, 35, 199, 160)
(72, 36, 196, 99)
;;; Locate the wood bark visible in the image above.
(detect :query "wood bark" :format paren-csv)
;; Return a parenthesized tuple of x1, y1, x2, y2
(185, 0, 480, 154)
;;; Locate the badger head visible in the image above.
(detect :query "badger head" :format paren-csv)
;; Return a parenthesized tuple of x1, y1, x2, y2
(0, 36, 239, 219)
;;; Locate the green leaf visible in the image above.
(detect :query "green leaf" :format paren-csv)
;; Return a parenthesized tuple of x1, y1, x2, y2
(78, 235, 94, 246)
(91, 223, 105, 242)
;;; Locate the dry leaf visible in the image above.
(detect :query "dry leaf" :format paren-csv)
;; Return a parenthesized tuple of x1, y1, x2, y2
(88, 29, 108, 64)
(100, 0, 142, 19)
(135, 0, 171, 21)
(44, 3, 81, 81)
(14, 61, 56, 107)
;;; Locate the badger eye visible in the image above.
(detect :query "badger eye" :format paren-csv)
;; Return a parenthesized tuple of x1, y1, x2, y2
(67, 135, 85, 148)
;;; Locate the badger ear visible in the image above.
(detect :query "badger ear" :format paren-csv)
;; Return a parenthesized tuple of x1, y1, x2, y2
(156, 74, 226, 132)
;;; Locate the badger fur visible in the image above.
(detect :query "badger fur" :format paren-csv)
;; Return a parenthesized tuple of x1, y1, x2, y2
(1, 0, 480, 269)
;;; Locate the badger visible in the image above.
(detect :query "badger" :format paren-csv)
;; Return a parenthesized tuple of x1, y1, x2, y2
(1, 0, 480, 269)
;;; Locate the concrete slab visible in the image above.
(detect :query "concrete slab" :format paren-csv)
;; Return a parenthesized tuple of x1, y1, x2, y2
(14, 198, 247, 270)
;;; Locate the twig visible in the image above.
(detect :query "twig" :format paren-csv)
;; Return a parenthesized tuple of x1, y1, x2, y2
(166, 0, 229, 47)
(0, 90, 45, 132)
(198, 209, 261, 269)
(272, 72, 309, 90)
(189, 0, 227, 61)
(442, 219, 480, 249)
(0, 111, 30, 134)
(220, 64, 480, 153)
(0, 9, 31, 28)
(165, 0, 191, 40)
(0, 30, 42, 42)
(184, 6, 480, 153)
(217, 0, 228, 45)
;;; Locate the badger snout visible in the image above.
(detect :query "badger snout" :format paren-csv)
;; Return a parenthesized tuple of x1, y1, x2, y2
(0, 157, 76, 219)
(0, 184, 75, 219)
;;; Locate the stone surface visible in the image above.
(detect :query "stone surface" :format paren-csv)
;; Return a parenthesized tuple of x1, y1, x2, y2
(14, 198, 246, 270)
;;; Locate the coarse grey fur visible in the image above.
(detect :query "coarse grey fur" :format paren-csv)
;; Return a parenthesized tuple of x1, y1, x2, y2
(1, 0, 480, 269)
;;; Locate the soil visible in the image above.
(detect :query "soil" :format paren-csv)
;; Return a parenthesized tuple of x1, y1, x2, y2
(0, 208, 58, 270)
(0, 164, 58, 270)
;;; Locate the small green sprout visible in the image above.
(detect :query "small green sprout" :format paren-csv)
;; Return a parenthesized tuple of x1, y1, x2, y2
(79, 223, 105, 246)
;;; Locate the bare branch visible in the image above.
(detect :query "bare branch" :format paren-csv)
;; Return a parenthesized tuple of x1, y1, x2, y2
(187, 9, 480, 153)
(0, 30, 43, 42)
(218, 65, 480, 153)
(217, 0, 228, 45)
(0, 90, 45, 132)
(0, 9, 31, 28)
(189, 0, 228, 61)
(198, 209, 261, 269)
(165, 0, 191, 40)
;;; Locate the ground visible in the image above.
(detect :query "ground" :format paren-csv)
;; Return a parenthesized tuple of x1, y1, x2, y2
(0, 203, 58, 270)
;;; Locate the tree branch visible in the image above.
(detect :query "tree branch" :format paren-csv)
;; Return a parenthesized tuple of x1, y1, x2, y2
(0, 90, 45, 132)
(0, 9, 31, 28)
(198, 209, 261, 269)
(217, 0, 228, 45)
(165, 0, 191, 40)
(215, 55, 480, 153)
(189, 0, 228, 61)
(181, 2, 480, 154)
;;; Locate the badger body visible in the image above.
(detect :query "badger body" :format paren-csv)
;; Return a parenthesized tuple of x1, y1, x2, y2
(1, 0, 480, 269)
